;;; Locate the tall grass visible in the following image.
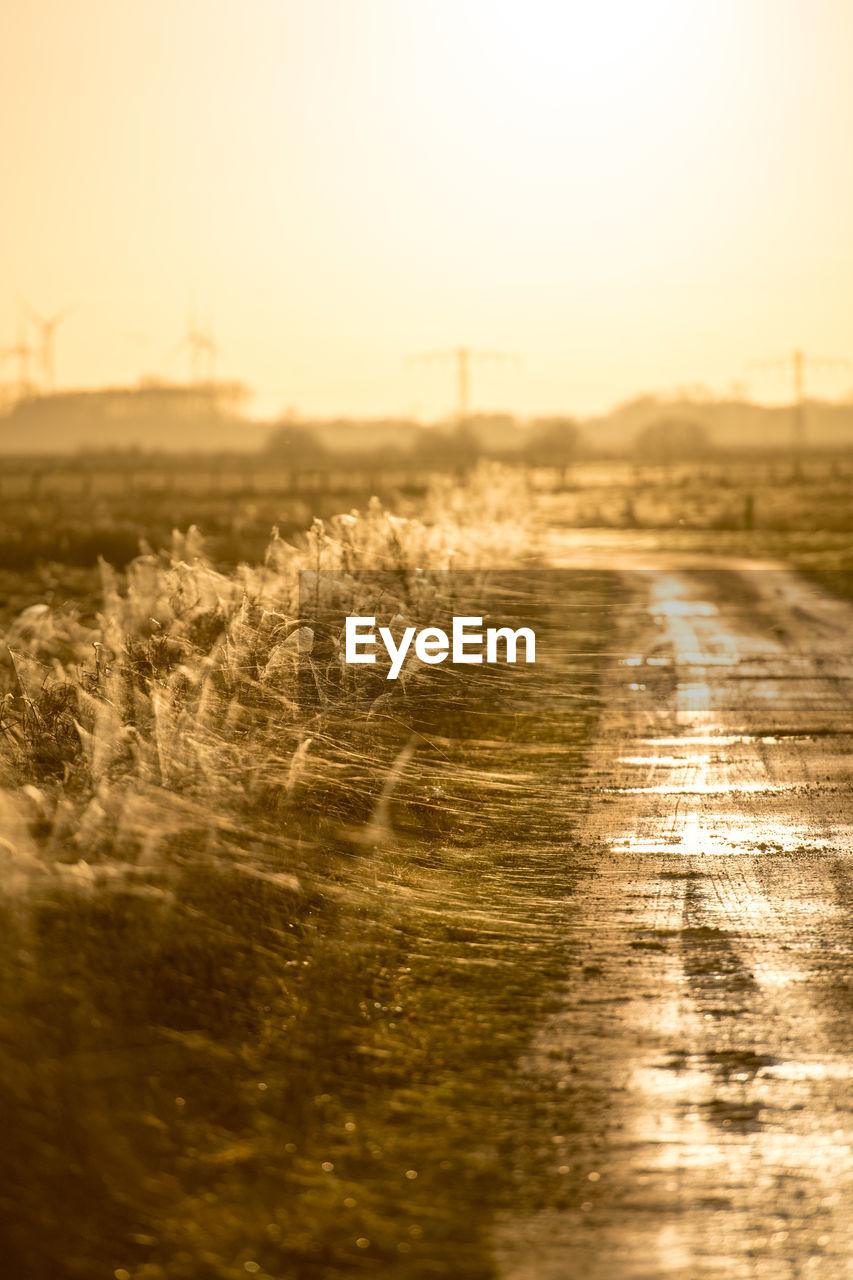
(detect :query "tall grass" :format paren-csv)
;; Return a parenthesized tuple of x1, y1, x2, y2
(1, 467, 529, 844)
(0, 466, 610, 1280)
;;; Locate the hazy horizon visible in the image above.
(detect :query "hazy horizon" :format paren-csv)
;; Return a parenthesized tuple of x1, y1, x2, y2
(3, 0, 853, 420)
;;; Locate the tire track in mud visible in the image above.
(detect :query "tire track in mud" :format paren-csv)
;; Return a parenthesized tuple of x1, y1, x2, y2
(495, 558, 853, 1280)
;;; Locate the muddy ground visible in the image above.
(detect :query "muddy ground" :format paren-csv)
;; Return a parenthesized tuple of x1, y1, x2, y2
(496, 541, 853, 1279)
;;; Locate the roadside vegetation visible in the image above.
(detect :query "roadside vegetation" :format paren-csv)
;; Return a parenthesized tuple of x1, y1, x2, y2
(0, 466, 613, 1280)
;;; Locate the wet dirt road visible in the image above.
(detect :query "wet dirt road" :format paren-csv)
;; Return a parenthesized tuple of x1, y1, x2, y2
(497, 555, 853, 1279)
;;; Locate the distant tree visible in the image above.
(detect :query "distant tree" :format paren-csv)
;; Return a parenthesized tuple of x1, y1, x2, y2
(524, 417, 581, 467)
(413, 422, 480, 470)
(265, 422, 327, 466)
(633, 418, 713, 460)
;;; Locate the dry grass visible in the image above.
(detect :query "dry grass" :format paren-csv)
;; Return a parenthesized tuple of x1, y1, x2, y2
(0, 466, 615, 1280)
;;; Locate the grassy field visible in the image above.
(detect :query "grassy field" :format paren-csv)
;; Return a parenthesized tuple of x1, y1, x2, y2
(0, 466, 616, 1279)
(539, 454, 853, 535)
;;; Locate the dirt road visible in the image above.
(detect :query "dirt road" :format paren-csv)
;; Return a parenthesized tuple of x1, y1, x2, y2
(497, 549, 853, 1279)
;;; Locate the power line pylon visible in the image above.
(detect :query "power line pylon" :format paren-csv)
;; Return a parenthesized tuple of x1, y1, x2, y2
(409, 345, 519, 422)
(748, 348, 850, 449)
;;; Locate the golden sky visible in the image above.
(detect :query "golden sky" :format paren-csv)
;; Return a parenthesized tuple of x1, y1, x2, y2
(2, 0, 853, 419)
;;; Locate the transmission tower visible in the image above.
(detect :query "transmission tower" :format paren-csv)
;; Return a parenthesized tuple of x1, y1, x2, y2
(409, 345, 519, 422)
(748, 348, 850, 449)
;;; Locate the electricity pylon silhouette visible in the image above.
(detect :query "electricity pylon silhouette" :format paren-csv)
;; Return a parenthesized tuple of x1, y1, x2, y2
(748, 349, 850, 449)
(409, 345, 519, 422)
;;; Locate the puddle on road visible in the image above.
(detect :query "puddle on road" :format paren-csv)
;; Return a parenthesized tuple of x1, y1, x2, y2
(604, 571, 853, 855)
(610, 820, 853, 858)
(619, 754, 713, 766)
(610, 779, 799, 796)
(650, 599, 719, 618)
(639, 732, 849, 745)
(621, 655, 672, 667)
(763, 1060, 853, 1082)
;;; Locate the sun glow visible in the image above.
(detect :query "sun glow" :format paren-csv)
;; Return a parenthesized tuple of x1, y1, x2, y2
(458, 0, 738, 145)
(488, 0, 708, 82)
(1, 0, 852, 417)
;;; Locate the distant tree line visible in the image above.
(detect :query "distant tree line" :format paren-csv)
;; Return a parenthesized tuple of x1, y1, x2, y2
(264, 412, 718, 470)
(264, 414, 586, 471)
